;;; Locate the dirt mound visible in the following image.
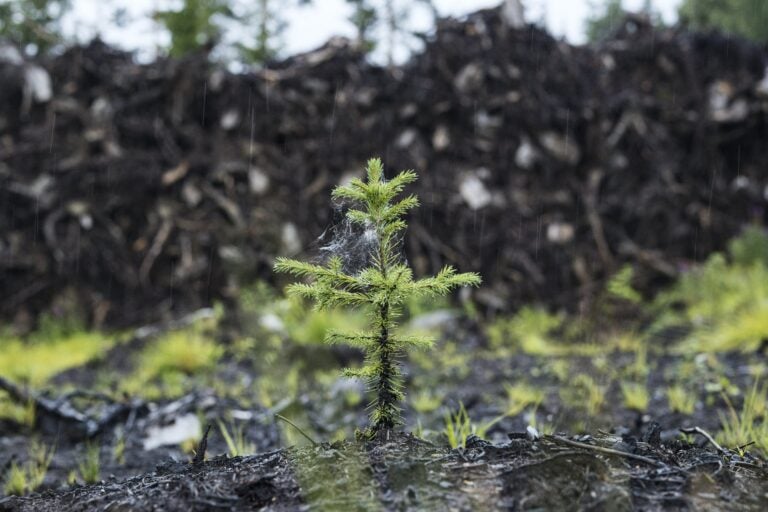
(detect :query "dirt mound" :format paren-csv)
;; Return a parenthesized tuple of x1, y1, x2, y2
(1, 8, 767, 326)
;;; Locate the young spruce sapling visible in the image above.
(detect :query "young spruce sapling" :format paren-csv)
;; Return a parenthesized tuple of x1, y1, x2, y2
(275, 158, 481, 437)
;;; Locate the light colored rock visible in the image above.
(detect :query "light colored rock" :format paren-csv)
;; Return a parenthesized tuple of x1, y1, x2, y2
(601, 54, 616, 70)
(501, 0, 526, 29)
(399, 103, 417, 118)
(339, 170, 360, 186)
(432, 125, 450, 151)
(407, 309, 456, 331)
(459, 171, 492, 210)
(23, 65, 52, 103)
(182, 182, 202, 207)
(540, 132, 580, 165)
(143, 413, 201, 451)
(546, 222, 574, 244)
(220, 109, 240, 130)
(0, 43, 23, 64)
(474, 110, 502, 134)
(732, 176, 750, 191)
(515, 139, 538, 169)
(454, 63, 482, 93)
(248, 167, 269, 194)
(259, 312, 285, 333)
(281, 222, 302, 255)
(755, 68, 768, 98)
(208, 69, 226, 91)
(219, 245, 245, 263)
(708, 81, 748, 122)
(396, 128, 418, 148)
(90, 97, 113, 122)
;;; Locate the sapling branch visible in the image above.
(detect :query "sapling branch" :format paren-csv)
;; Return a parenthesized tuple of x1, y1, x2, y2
(275, 157, 481, 437)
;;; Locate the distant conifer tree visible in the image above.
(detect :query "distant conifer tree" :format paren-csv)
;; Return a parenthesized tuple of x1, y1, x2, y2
(0, 0, 71, 55)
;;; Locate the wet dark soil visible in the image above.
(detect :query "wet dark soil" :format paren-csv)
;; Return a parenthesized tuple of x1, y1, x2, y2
(2, 432, 766, 511)
(1, 314, 766, 510)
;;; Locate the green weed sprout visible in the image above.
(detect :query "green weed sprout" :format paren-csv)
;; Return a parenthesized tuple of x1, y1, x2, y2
(275, 158, 481, 437)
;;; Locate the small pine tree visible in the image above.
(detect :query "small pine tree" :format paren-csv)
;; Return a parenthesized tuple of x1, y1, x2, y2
(154, 0, 232, 58)
(275, 158, 481, 437)
(679, 0, 768, 44)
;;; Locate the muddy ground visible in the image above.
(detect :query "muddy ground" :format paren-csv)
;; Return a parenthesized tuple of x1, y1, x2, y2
(1, 310, 766, 510)
(4, 432, 768, 512)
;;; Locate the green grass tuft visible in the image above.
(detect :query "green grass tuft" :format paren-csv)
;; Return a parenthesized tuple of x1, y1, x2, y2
(717, 380, 768, 455)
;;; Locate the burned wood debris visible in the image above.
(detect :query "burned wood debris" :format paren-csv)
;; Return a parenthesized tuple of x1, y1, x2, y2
(1, 7, 767, 326)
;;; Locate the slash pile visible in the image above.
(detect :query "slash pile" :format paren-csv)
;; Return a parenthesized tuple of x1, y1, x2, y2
(1, 7, 767, 326)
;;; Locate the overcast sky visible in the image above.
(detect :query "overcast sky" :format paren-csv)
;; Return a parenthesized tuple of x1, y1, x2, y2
(66, 0, 684, 61)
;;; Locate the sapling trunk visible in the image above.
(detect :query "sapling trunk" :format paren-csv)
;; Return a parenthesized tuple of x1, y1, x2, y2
(376, 303, 394, 430)
(275, 157, 481, 437)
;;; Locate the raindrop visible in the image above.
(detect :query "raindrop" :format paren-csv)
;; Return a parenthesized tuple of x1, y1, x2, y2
(693, 227, 699, 262)
(479, 210, 486, 261)
(429, 191, 434, 229)
(330, 82, 340, 145)
(74, 225, 81, 276)
(707, 165, 717, 220)
(169, 262, 175, 310)
(206, 244, 214, 304)
(564, 109, 571, 159)
(535, 216, 542, 259)
(49, 111, 56, 152)
(201, 80, 207, 126)
(34, 195, 39, 243)
(249, 89, 255, 169)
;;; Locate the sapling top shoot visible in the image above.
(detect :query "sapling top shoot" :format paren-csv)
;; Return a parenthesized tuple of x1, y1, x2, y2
(275, 157, 481, 437)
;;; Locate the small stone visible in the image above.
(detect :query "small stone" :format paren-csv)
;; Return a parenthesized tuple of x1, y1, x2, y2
(396, 128, 418, 149)
(546, 222, 574, 243)
(501, 0, 525, 29)
(181, 182, 202, 207)
(459, 172, 492, 210)
(281, 222, 302, 255)
(756, 68, 768, 98)
(454, 63, 483, 93)
(219, 245, 244, 263)
(23, 65, 52, 103)
(539, 132, 580, 165)
(259, 313, 284, 333)
(708, 81, 748, 122)
(248, 167, 270, 194)
(732, 176, 749, 191)
(143, 414, 201, 451)
(432, 125, 450, 151)
(220, 109, 240, 130)
(515, 139, 538, 169)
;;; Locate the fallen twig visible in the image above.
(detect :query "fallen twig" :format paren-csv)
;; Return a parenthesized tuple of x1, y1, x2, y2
(0, 375, 94, 437)
(547, 435, 665, 467)
(680, 427, 726, 454)
(193, 424, 213, 464)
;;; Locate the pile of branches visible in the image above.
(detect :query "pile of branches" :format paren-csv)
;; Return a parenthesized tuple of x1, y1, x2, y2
(1, 7, 767, 326)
